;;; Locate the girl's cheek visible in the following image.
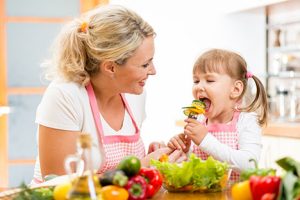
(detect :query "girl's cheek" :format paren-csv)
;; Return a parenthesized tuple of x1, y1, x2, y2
(192, 87, 198, 99)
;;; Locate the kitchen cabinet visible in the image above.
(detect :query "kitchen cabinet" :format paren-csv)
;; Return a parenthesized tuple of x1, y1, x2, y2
(266, 0, 300, 123)
(259, 135, 300, 174)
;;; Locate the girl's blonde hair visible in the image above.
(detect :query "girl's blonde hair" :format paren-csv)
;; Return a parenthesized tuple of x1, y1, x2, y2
(43, 5, 155, 85)
(193, 49, 268, 126)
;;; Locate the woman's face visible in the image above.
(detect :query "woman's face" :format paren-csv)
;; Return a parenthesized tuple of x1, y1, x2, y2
(114, 36, 156, 95)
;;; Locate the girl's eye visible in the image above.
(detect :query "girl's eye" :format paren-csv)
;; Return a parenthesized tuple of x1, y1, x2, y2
(207, 79, 215, 83)
(193, 80, 199, 84)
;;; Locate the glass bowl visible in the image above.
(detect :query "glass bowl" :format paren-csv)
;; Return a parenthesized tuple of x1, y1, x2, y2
(162, 169, 231, 193)
(151, 154, 231, 193)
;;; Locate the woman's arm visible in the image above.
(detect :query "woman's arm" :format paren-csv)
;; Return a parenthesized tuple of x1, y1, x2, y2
(39, 125, 80, 178)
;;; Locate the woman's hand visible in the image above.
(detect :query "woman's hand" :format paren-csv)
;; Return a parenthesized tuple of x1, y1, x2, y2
(148, 141, 166, 154)
(184, 118, 208, 145)
(167, 133, 191, 153)
(141, 147, 187, 167)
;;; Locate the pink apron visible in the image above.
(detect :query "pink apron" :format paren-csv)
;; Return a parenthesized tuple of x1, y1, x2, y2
(192, 112, 240, 183)
(86, 83, 145, 174)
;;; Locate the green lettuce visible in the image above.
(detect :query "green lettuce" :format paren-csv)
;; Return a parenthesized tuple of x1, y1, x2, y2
(151, 154, 229, 190)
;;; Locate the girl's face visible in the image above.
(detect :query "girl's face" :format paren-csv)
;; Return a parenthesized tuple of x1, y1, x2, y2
(114, 36, 156, 95)
(192, 69, 238, 123)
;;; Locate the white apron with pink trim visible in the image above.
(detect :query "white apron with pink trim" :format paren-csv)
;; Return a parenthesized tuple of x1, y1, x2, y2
(192, 112, 240, 183)
(86, 83, 145, 174)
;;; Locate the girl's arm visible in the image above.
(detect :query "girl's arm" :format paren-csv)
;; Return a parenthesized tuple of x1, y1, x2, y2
(198, 112, 262, 171)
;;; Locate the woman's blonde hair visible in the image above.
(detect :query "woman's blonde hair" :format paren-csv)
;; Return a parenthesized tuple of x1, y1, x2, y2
(193, 49, 268, 126)
(43, 5, 155, 85)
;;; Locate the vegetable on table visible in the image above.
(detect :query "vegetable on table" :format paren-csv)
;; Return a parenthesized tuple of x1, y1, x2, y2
(100, 185, 129, 200)
(99, 169, 128, 187)
(13, 183, 54, 200)
(231, 180, 252, 200)
(125, 175, 147, 200)
(53, 182, 71, 200)
(117, 155, 141, 177)
(139, 167, 163, 198)
(249, 175, 281, 200)
(276, 157, 300, 200)
(240, 159, 276, 181)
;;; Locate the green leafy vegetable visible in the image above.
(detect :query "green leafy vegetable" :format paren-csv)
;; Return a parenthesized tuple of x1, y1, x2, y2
(276, 157, 300, 200)
(150, 154, 229, 191)
(240, 158, 276, 181)
(13, 183, 54, 200)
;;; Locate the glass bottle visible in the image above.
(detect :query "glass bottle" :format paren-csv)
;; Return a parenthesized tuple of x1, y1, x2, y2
(65, 133, 102, 200)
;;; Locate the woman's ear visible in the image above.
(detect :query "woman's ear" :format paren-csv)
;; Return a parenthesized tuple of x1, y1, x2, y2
(101, 61, 116, 77)
(230, 80, 244, 99)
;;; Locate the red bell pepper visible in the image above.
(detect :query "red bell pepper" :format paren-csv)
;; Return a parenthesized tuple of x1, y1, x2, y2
(249, 175, 281, 200)
(139, 167, 163, 198)
(125, 175, 147, 200)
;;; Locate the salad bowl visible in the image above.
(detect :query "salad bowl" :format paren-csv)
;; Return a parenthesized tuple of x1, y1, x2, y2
(151, 154, 231, 193)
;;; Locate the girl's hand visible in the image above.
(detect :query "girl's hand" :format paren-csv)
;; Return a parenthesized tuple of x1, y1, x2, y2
(167, 133, 191, 153)
(148, 141, 166, 154)
(184, 118, 208, 145)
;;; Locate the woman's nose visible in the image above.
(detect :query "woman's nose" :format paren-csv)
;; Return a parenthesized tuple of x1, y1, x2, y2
(148, 65, 156, 75)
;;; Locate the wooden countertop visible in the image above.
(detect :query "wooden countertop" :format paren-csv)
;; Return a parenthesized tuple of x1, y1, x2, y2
(263, 122, 300, 139)
(175, 120, 300, 139)
(152, 188, 231, 200)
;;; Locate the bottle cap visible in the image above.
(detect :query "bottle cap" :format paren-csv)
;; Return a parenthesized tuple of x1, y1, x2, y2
(78, 133, 92, 148)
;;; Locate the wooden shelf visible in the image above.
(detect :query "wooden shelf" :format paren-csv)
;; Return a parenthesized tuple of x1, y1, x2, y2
(267, 19, 300, 29)
(267, 71, 300, 79)
(267, 46, 300, 53)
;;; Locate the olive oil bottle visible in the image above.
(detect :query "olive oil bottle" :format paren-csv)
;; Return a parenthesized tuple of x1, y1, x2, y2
(66, 134, 102, 200)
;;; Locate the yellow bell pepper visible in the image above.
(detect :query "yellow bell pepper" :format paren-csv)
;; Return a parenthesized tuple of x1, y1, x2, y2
(231, 180, 252, 200)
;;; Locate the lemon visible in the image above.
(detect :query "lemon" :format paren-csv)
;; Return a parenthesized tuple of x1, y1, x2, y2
(53, 182, 72, 200)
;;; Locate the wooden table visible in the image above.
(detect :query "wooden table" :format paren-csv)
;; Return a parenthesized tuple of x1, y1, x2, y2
(152, 188, 232, 200)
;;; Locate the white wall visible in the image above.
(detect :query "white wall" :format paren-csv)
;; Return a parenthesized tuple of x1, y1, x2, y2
(111, 0, 266, 147)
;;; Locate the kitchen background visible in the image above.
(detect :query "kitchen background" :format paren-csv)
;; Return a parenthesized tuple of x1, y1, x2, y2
(0, 0, 299, 188)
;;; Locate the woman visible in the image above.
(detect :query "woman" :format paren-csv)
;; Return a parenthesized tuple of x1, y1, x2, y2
(32, 5, 184, 184)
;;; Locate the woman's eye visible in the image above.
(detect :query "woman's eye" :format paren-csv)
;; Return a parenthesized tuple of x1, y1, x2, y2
(142, 63, 150, 68)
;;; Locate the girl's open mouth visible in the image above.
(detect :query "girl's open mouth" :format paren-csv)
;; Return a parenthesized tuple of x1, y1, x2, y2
(200, 98, 211, 112)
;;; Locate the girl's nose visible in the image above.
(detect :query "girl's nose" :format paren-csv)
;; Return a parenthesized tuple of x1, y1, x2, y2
(195, 83, 205, 92)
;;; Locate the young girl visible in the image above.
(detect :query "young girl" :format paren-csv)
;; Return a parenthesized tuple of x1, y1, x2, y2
(168, 49, 268, 182)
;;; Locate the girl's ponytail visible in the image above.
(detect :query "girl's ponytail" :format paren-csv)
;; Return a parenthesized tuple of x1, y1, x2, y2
(244, 75, 268, 126)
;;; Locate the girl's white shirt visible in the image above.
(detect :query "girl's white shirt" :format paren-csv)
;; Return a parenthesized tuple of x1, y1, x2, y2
(196, 112, 262, 171)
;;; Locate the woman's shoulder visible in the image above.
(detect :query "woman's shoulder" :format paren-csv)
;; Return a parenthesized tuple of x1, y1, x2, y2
(45, 80, 87, 97)
(48, 80, 84, 91)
